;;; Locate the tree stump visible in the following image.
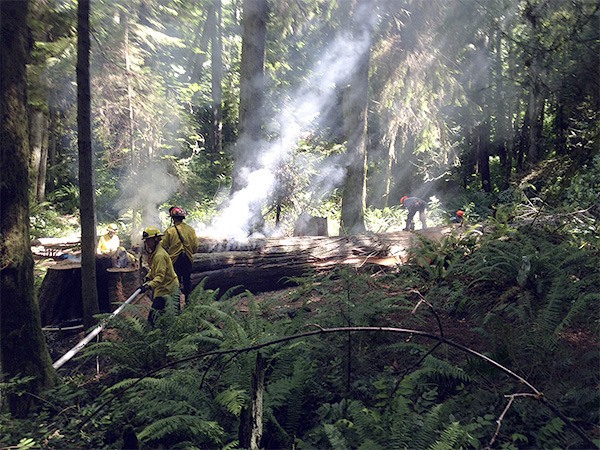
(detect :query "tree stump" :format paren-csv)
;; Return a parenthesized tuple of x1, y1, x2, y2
(38, 263, 83, 326)
(107, 267, 142, 306)
(38, 259, 141, 326)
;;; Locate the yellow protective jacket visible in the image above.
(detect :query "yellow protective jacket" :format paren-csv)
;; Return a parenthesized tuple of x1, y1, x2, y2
(146, 244, 179, 298)
(97, 233, 120, 255)
(161, 222, 198, 263)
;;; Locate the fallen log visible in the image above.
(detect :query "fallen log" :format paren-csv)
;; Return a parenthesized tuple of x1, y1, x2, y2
(192, 227, 453, 295)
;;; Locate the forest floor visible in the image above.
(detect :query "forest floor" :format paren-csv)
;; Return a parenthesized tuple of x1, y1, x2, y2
(43, 265, 598, 380)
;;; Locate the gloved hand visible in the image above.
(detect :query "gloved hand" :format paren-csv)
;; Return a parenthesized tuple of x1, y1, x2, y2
(139, 282, 151, 293)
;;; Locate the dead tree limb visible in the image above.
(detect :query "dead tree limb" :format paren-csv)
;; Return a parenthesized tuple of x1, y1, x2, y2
(79, 326, 597, 448)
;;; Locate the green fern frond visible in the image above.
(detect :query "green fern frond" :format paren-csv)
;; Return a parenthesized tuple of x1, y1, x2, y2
(324, 423, 349, 450)
(137, 414, 223, 444)
(215, 388, 247, 416)
(428, 421, 465, 450)
(557, 293, 600, 334)
(358, 439, 383, 450)
(410, 404, 445, 449)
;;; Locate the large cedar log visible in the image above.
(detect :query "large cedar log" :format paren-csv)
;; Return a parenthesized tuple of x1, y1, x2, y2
(192, 227, 453, 295)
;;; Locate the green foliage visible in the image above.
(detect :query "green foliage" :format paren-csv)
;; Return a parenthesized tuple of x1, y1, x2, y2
(4, 230, 598, 449)
(364, 205, 404, 232)
(29, 201, 80, 239)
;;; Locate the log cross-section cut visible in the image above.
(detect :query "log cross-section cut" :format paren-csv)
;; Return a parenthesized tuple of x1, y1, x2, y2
(192, 227, 452, 295)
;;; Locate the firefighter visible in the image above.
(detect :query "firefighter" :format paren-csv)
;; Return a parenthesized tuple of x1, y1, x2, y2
(450, 210, 465, 225)
(400, 196, 428, 231)
(139, 226, 180, 326)
(161, 206, 198, 305)
(96, 223, 120, 312)
(97, 223, 120, 256)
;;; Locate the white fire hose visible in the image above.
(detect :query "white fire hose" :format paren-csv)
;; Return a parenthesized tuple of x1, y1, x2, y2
(52, 288, 142, 369)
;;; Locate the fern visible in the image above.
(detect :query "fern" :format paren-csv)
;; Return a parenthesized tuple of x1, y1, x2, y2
(137, 414, 223, 444)
(428, 421, 465, 450)
(215, 388, 247, 416)
(323, 423, 349, 450)
(409, 404, 445, 449)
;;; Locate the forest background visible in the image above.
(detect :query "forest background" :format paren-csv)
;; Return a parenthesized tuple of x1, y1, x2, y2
(0, 0, 598, 449)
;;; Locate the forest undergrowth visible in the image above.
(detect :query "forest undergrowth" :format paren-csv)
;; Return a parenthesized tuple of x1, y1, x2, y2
(1, 212, 598, 449)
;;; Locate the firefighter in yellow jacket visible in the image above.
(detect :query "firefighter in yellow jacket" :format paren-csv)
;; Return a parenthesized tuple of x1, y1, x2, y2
(97, 223, 120, 255)
(161, 207, 198, 305)
(139, 226, 180, 326)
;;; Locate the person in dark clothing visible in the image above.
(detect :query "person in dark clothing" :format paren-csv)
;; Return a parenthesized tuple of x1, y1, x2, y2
(450, 210, 465, 225)
(400, 196, 427, 231)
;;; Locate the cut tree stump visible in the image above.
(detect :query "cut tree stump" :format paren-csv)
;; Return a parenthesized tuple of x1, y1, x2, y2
(38, 258, 141, 326)
(192, 227, 454, 295)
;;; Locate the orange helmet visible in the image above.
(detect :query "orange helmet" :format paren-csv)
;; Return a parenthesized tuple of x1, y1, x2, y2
(456, 210, 465, 217)
(400, 196, 409, 205)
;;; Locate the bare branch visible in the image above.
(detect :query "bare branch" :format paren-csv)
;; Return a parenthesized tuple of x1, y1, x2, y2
(77, 326, 597, 448)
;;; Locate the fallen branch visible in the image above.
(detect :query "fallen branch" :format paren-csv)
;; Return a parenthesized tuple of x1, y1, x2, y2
(487, 393, 538, 449)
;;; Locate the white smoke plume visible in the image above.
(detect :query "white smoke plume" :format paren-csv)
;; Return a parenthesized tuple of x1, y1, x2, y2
(206, 26, 374, 239)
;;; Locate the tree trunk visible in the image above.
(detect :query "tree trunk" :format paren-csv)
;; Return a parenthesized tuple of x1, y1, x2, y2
(340, 0, 373, 235)
(494, 28, 510, 190)
(29, 108, 49, 202)
(0, 0, 57, 416)
(77, 0, 99, 328)
(231, 0, 268, 196)
(477, 121, 491, 193)
(210, 0, 223, 163)
(526, 85, 544, 164)
(38, 261, 141, 326)
(239, 353, 265, 450)
(187, 2, 216, 82)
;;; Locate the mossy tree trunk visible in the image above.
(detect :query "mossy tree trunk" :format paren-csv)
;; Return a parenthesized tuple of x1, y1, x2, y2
(0, 0, 57, 416)
(77, 0, 99, 328)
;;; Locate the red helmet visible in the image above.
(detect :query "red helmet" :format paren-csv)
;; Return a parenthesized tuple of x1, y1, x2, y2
(400, 196, 409, 205)
(456, 210, 465, 217)
(169, 206, 187, 218)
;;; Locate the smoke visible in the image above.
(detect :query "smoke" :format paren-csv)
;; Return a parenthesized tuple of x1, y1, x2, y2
(116, 160, 179, 232)
(205, 25, 374, 239)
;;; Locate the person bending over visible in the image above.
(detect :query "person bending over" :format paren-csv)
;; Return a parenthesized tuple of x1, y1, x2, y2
(400, 196, 427, 231)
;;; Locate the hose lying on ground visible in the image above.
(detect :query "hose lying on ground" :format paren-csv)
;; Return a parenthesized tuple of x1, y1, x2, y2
(52, 288, 142, 370)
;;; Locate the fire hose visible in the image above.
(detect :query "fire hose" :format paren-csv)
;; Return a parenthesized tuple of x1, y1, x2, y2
(52, 288, 142, 369)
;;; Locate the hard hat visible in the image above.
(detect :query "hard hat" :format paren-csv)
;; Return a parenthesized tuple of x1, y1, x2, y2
(107, 223, 118, 232)
(400, 196, 409, 205)
(142, 226, 163, 240)
(456, 210, 465, 217)
(169, 206, 187, 218)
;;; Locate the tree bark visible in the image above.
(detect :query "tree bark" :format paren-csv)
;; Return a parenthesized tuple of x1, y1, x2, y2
(29, 108, 49, 202)
(340, 0, 373, 235)
(494, 28, 511, 190)
(477, 120, 491, 193)
(77, 0, 100, 328)
(210, 0, 224, 163)
(231, 0, 268, 196)
(0, 0, 57, 416)
(191, 228, 452, 295)
(187, 2, 216, 82)
(239, 352, 265, 450)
